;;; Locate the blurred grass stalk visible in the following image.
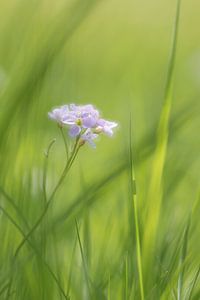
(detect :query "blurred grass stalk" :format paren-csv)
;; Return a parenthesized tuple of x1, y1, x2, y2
(133, 193, 144, 300)
(129, 117, 144, 300)
(177, 217, 190, 300)
(142, 0, 181, 289)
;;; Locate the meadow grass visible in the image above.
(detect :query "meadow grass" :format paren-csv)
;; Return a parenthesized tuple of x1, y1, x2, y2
(0, 0, 200, 299)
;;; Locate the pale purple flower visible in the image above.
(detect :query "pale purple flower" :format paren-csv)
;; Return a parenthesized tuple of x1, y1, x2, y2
(96, 119, 118, 136)
(48, 105, 69, 125)
(48, 103, 118, 147)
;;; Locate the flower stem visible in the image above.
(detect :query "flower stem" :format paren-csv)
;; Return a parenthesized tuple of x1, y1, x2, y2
(6, 136, 80, 299)
(59, 126, 69, 159)
(15, 137, 80, 259)
(43, 138, 56, 204)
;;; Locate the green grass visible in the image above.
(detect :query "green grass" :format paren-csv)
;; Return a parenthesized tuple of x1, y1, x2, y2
(0, 0, 200, 299)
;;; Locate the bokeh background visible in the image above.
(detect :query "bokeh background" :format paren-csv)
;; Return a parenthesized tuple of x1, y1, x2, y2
(0, 0, 199, 299)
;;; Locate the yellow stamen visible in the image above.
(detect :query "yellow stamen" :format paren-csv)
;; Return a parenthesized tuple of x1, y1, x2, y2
(76, 119, 82, 126)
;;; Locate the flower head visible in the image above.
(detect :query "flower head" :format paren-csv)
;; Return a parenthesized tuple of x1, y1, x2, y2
(48, 103, 118, 147)
(48, 105, 69, 126)
(96, 119, 118, 136)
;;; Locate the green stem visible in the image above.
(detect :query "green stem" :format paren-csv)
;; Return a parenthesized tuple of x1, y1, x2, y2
(15, 137, 80, 259)
(59, 126, 69, 159)
(6, 136, 80, 299)
(43, 138, 56, 205)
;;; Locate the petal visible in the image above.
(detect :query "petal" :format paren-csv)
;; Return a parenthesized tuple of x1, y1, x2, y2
(69, 104, 77, 111)
(97, 118, 106, 127)
(48, 112, 56, 120)
(87, 140, 96, 148)
(62, 116, 76, 125)
(82, 116, 97, 128)
(62, 105, 69, 112)
(69, 125, 81, 137)
(81, 129, 98, 148)
(103, 126, 114, 136)
(48, 106, 70, 123)
(106, 121, 118, 128)
(83, 104, 94, 111)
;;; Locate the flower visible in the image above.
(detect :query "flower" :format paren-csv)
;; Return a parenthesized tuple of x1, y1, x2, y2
(48, 105, 69, 125)
(96, 119, 118, 136)
(48, 103, 118, 147)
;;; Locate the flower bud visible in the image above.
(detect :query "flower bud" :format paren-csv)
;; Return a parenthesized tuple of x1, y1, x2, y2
(93, 126, 103, 134)
(78, 139, 86, 147)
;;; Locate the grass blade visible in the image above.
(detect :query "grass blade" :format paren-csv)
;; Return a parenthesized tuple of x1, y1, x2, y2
(142, 0, 182, 286)
(177, 218, 190, 300)
(129, 116, 144, 300)
(75, 219, 91, 299)
(187, 265, 200, 300)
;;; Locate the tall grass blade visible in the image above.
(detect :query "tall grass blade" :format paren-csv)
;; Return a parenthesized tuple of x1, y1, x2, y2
(75, 219, 91, 299)
(187, 265, 200, 300)
(107, 273, 111, 300)
(129, 116, 144, 300)
(125, 255, 128, 300)
(142, 0, 182, 286)
(66, 236, 78, 298)
(177, 217, 190, 300)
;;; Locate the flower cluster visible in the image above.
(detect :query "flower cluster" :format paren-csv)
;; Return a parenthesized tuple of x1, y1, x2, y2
(48, 104, 118, 147)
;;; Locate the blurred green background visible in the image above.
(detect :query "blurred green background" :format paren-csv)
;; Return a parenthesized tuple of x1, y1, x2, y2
(0, 0, 200, 299)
